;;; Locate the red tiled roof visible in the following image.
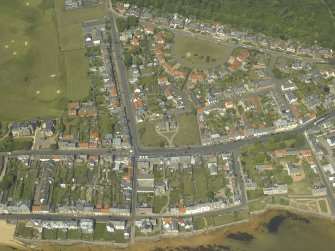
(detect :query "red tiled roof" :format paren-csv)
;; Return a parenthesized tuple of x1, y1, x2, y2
(238, 50, 250, 61)
(162, 218, 172, 224)
(90, 132, 100, 140)
(32, 205, 41, 212)
(179, 203, 186, 214)
(79, 142, 89, 148)
(229, 60, 242, 72)
(68, 109, 77, 116)
(131, 38, 140, 46)
(89, 154, 99, 160)
(111, 86, 118, 97)
(155, 32, 164, 43)
(133, 99, 144, 109)
(158, 76, 168, 84)
(68, 102, 80, 109)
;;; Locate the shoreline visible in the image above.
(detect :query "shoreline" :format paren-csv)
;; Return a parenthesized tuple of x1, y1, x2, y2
(1, 207, 334, 250)
(0, 220, 29, 251)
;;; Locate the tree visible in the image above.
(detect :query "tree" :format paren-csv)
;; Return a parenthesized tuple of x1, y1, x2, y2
(159, 141, 165, 147)
(56, 120, 64, 132)
(116, 18, 128, 32)
(139, 127, 145, 137)
(123, 53, 133, 67)
(50, 144, 58, 150)
(207, 191, 215, 201)
(164, 31, 175, 43)
(127, 16, 139, 27)
(283, 175, 293, 185)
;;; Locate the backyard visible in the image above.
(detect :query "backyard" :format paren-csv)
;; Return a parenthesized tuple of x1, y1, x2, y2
(174, 114, 201, 146)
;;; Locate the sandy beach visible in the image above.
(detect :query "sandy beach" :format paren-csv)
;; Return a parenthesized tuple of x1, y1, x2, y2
(0, 221, 28, 251)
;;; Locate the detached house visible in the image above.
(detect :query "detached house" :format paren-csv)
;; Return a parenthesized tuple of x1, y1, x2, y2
(281, 81, 297, 91)
(11, 121, 38, 137)
(285, 92, 298, 104)
(43, 120, 56, 137)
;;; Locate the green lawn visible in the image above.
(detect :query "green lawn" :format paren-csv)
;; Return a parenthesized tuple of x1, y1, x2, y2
(81, 232, 93, 241)
(205, 216, 214, 227)
(193, 167, 208, 203)
(93, 223, 106, 241)
(59, 49, 91, 100)
(318, 199, 328, 213)
(173, 34, 230, 70)
(138, 121, 168, 147)
(288, 180, 312, 195)
(21, 170, 37, 200)
(213, 213, 236, 226)
(182, 176, 193, 196)
(42, 228, 58, 240)
(51, 186, 68, 204)
(66, 229, 81, 240)
(193, 217, 206, 230)
(174, 114, 201, 146)
(0, 0, 104, 120)
(57, 229, 67, 240)
(103, 230, 126, 243)
(169, 189, 181, 207)
(55, 0, 106, 51)
(16, 222, 33, 238)
(248, 199, 267, 212)
(153, 196, 168, 213)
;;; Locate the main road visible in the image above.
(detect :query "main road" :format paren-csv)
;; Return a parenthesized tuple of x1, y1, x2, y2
(2, 108, 335, 158)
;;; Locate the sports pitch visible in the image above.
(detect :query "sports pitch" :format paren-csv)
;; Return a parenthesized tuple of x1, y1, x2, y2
(173, 34, 230, 70)
(0, 0, 105, 120)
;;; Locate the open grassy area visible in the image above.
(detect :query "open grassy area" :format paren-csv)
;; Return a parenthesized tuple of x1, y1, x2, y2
(66, 229, 81, 240)
(248, 199, 267, 212)
(42, 228, 58, 240)
(0, 0, 104, 120)
(16, 222, 34, 238)
(57, 229, 67, 240)
(54, 0, 106, 51)
(174, 114, 201, 146)
(318, 199, 328, 213)
(138, 121, 168, 147)
(153, 196, 168, 213)
(59, 49, 91, 100)
(193, 217, 206, 230)
(288, 179, 312, 195)
(193, 166, 208, 203)
(103, 230, 126, 243)
(173, 35, 229, 70)
(93, 223, 106, 241)
(182, 176, 193, 196)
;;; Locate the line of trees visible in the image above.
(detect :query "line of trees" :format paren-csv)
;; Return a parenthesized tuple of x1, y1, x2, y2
(116, 0, 335, 49)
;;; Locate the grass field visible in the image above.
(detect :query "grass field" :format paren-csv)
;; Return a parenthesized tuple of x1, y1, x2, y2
(59, 49, 91, 100)
(138, 121, 168, 147)
(174, 114, 201, 146)
(0, 0, 104, 120)
(173, 35, 230, 70)
(288, 179, 312, 195)
(153, 196, 168, 213)
(318, 199, 328, 213)
(54, 0, 106, 51)
(16, 222, 34, 238)
(193, 166, 208, 203)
